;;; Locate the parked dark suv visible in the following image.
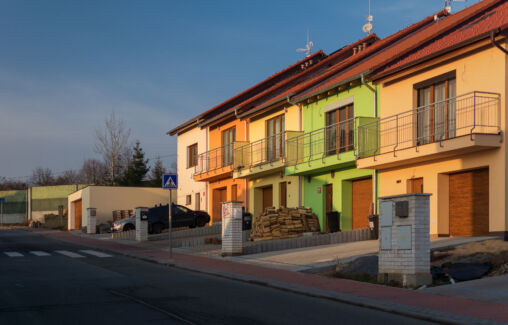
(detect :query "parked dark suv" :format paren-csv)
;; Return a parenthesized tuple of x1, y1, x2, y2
(111, 204, 210, 234)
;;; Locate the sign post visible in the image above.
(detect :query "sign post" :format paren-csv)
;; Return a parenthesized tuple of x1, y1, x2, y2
(0, 198, 4, 226)
(163, 174, 178, 261)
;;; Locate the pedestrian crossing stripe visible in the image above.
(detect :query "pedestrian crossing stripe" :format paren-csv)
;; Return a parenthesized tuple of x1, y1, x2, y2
(79, 250, 112, 258)
(55, 250, 85, 258)
(30, 251, 51, 256)
(4, 252, 23, 257)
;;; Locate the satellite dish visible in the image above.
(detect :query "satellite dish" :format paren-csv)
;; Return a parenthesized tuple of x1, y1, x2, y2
(362, 23, 373, 34)
(444, 0, 466, 13)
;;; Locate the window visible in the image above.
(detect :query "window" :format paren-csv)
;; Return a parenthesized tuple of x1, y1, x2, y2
(416, 73, 456, 145)
(187, 143, 198, 168)
(222, 127, 235, 166)
(326, 104, 354, 155)
(186, 195, 191, 205)
(266, 115, 285, 161)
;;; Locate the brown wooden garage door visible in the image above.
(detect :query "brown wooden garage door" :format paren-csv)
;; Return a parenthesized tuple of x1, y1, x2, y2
(352, 178, 372, 229)
(74, 200, 82, 230)
(212, 188, 227, 222)
(262, 186, 273, 212)
(449, 168, 489, 236)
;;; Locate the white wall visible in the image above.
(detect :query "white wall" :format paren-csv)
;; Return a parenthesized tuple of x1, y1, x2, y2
(176, 126, 208, 211)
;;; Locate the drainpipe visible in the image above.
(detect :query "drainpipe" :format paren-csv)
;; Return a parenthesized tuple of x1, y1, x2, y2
(288, 95, 303, 207)
(361, 74, 378, 215)
(244, 120, 248, 210)
(490, 30, 508, 55)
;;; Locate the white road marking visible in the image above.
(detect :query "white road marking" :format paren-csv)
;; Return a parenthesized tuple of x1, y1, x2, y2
(55, 250, 85, 258)
(4, 252, 23, 257)
(79, 250, 112, 258)
(30, 251, 51, 256)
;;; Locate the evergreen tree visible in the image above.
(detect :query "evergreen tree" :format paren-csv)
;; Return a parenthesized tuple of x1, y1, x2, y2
(149, 156, 166, 187)
(119, 140, 149, 186)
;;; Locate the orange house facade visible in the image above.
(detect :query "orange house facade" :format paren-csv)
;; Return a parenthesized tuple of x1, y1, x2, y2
(357, 2, 508, 237)
(195, 118, 249, 222)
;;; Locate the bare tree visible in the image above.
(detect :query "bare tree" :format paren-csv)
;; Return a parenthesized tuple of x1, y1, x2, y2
(31, 167, 55, 186)
(94, 111, 131, 185)
(55, 170, 83, 185)
(0, 177, 28, 190)
(81, 159, 107, 185)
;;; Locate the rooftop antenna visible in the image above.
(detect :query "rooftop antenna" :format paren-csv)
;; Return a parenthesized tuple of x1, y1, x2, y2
(362, 0, 373, 35)
(444, 0, 466, 13)
(296, 28, 314, 57)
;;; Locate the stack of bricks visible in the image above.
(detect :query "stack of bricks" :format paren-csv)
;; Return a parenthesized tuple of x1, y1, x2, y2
(112, 210, 134, 221)
(250, 207, 320, 241)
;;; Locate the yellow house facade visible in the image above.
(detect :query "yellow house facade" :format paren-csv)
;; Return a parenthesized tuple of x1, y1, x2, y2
(234, 103, 303, 217)
(357, 3, 508, 237)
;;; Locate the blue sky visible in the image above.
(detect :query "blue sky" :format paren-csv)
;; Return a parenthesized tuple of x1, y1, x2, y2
(0, 0, 479, 179)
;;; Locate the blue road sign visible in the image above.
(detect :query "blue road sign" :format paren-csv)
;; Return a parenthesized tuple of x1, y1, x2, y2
(0, 198, 4, 203)
(162, 174, 178, 189)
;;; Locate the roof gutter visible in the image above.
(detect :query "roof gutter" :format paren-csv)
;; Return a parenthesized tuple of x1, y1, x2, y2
(237, 93, 294, 119)
(167, 117, 202, 136)
(490, 28, 508, 55)
(295, 71, 370, 103)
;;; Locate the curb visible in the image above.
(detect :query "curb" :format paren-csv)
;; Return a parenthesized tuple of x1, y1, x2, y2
(39, 230, 505, 325)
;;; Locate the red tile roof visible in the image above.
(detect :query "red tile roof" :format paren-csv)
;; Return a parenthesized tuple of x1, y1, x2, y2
(228, 34, 380, 117)
(168, 51, 326, 135)
(294, 0, 502, 101)
(248, 9, 449, 107)
(373, 0, 508, 79)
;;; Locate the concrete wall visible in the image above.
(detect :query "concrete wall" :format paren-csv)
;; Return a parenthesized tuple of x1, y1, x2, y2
(67, 186, 174, 230)
(376, 42, 507, 235)
(176, 126, 207, 211)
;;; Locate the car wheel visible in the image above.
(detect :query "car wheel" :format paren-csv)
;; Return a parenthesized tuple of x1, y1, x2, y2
(152, 223, 163, 234)
(197, 218, 207, 227)
(123, 223, 134, 231)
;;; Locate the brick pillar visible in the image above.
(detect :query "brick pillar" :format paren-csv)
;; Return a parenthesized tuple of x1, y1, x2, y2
(135, 207, 149, 242)
(222, 201, 243, 256)
(378, 193, 432, 288)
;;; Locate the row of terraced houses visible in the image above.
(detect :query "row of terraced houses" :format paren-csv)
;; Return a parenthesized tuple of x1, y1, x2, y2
(169, 0, 508, 238)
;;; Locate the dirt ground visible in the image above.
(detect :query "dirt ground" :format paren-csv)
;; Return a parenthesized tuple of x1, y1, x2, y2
(431, 239, 508, 276)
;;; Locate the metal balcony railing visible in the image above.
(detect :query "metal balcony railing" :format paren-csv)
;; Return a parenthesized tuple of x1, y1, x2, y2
(234, 132, 286, 170)
(286, 118, 355, 166)
(357, 91, 501, 158)
(194, 143, 235, 175)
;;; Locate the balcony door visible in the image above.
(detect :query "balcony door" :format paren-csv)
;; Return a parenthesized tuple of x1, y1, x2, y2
(417, 77, 456, 145)
(267, 115, 284, 162)
(222, 127, 235, 167)
(326, 104, 354, 155)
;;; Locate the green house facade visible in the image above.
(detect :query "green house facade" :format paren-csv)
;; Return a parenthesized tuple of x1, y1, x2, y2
(286, 83, 378, 231)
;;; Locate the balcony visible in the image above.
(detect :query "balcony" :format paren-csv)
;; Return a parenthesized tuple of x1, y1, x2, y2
(285, 117, 376, 176)
(193, 144, 236, 182)
(233, 131, 301, 178)
(357, 91, 501, 170)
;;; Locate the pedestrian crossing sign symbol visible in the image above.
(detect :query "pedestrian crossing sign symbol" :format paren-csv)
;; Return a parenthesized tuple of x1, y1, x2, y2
(163, 174, 178, 189)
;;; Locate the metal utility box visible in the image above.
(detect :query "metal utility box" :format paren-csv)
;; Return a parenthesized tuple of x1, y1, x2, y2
(395, 201, 409, 218)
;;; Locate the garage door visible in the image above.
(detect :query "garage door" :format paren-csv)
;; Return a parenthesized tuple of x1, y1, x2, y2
(212, 188, 227, 222)
(352, 178, 372, 229)
(262, 186, 273, 212)
(74, 200, 82, 230)
(449, 168, 489, 236)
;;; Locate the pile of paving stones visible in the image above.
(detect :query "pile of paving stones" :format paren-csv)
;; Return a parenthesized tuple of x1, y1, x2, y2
(249, 207, 320, 241)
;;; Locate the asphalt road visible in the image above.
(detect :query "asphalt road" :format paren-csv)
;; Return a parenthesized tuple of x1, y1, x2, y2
(0, 229, 436, 325)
